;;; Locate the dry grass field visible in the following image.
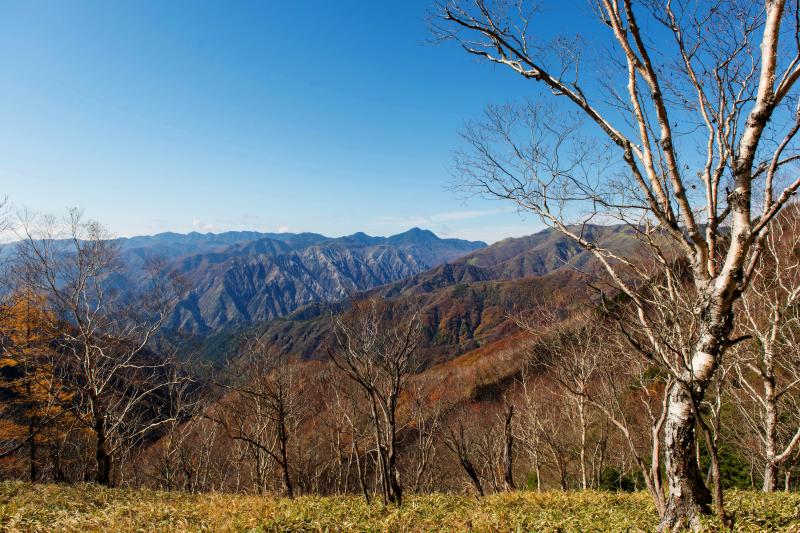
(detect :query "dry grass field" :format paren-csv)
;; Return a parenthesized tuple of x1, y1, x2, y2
(1, 482, 799, 532)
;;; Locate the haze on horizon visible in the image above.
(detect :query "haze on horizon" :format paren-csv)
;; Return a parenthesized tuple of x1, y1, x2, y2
(0, 1, 599, 244)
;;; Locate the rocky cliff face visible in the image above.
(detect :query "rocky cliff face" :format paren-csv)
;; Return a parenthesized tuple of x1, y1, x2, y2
(189, 224, 641, 365)
(125, 228, 487, 333)
(0, 227, 485, 334)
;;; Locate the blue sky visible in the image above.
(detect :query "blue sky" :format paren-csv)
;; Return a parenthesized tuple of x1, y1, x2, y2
(0, 0, 597, 243)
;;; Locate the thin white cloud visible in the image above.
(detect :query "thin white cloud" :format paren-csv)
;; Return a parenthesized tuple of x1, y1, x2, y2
(368, 208, 513, 227)
(191, 218, 215, 232)
(437, 223, 545, 244)
(277, 225, 289, 233)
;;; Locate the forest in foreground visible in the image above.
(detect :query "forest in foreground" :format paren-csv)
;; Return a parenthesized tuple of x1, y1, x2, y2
(7, 0, 800, 531)
(1, 208, 799, 531)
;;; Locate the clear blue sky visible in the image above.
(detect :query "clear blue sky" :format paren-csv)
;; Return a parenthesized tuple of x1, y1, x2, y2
(0, 0, 595, 243)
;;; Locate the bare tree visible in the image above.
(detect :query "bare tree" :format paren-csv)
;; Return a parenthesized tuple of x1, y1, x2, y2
(432, 0, 800, 528)
(537, 397, 575, 490)
(519, 310, 674, 507)
(733, 207, 800, 491)
(327, 297, 420, 506)
(142, 363, 199, 491)
(692, 363, 734, 526)
(408, 382, 443, 493)
(325, 370, 373, 502)
(518, 313, 603, 491)
(501, 401, 515, 490)
(208, 337, 302, 497)
(595, 336, 672, 514)
(514, 366, 546, 491)
(13, 209, 182, 485)
(442, 417, 485, 496)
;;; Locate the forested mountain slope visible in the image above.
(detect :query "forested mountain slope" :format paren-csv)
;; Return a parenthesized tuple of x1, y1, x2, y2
(1, 228, 486, 334)
(161, 228, 485, 332)
(197, 224, 638, 367)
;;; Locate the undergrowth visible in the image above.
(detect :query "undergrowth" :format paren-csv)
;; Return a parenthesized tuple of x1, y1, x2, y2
(1, 482, 798, 532)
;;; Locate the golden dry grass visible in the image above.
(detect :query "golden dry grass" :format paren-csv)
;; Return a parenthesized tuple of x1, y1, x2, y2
(1, 482, 799, 532)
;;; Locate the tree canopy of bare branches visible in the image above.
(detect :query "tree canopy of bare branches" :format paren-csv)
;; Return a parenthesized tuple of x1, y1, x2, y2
(733, 206, 800, 491)
(327, 297, 421, 506)
(432, 0, 800, 528)
(208, 337, 303, 497)
(12, 209, 183, 485)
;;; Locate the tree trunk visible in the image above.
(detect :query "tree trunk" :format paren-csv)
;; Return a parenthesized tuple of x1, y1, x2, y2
(695, 396, 733, 529)
(277, 412, 294, 498)
(52, 438, 65, 483)
(354, 442, 370, 505)
(551, 445, 569, 491)
(461, 457, 484, 497)
(658, 286, 735, 532)
(386, 418, 402, 505)
(368, 397, 392, 504)
(387, 462, 402, 505)
(96, 443, 112, 486)
(28, 418, 37, 483)
(762, 373, 779, 492)
(578, 397, 588, 491)
(503, 405, 515, 491)
(95, 418, 112, 486)
(764, 462, 780, 493)
(659, 383, 712, 531)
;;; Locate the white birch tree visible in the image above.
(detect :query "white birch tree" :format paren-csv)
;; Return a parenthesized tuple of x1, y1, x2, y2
(432, 0, 800, 528)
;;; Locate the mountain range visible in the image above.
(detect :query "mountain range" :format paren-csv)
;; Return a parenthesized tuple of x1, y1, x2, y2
(190, 224, 638, 367)
(114, 228, 486, 333)
(2, 223, 638, 367)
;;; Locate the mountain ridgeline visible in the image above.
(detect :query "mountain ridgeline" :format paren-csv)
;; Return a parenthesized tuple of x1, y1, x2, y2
(1, 223, 639, 363)
(113, 228, 486, 333)
(192, 224, 640, 366)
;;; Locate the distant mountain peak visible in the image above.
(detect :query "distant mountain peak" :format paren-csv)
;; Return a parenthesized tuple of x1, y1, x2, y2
(402, 227, 435, 236)
(387, 227, 439, 245)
